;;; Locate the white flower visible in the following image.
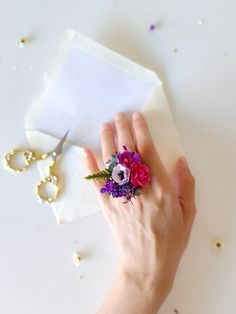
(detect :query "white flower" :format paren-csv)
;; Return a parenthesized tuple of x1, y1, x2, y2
(112, 164, 130, 186)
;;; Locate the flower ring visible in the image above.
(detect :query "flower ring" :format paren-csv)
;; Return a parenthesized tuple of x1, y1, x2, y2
(85, 146, 151, 203)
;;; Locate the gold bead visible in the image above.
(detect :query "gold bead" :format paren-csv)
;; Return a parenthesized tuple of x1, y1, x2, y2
(212, 239, 224, 251)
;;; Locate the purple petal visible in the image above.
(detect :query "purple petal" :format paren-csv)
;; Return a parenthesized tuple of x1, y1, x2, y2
(132, 153, 141, 163)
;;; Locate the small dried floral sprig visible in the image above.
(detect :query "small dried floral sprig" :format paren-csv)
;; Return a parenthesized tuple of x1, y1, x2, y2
(84, 169, 111, 180)
(84, 146, 151, 203)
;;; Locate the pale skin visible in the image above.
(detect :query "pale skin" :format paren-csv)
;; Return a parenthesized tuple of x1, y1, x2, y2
(84, 112, 196, 314)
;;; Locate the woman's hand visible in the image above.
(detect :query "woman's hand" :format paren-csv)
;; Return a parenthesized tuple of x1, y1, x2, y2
(84, 112, 196, 314)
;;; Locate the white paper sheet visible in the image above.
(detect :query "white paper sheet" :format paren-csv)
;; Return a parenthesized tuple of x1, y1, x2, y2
(25, 29, 184, 224)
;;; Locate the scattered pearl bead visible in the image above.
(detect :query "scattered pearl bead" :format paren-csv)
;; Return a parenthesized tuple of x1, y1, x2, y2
(18, 37, 28, 48)
(198, 18, 206, 25)
(12, 65, 17, 70)
(73, 252, 82, 266)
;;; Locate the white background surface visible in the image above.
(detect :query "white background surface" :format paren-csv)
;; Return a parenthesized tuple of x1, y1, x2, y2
(0, 0, 236, 313)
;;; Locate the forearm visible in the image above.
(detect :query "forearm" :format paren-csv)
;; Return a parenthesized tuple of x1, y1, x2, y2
(97, 267, 169, 314)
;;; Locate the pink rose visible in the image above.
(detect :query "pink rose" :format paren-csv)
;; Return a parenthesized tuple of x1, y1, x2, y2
(130, 162, 151, 188)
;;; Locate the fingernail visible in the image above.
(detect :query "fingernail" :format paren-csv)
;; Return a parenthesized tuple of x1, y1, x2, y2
(101, 123, 110, 131)
(132, 112, 142, 120)
(115, 112, 125, 120)
(180, 156, 189, 168)
(83, 148, 89, 158)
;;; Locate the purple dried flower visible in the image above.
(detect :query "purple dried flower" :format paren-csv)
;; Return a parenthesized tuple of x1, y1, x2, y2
(149, 24, 157, 31)
(117, 146, 141, 168)
(100, 180, 118, 194)
(100, 179, 134, 199)
(132, 152, 141, 163)
(112, 182, 134, 198)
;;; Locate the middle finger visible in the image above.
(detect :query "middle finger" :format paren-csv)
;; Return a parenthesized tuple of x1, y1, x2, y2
(115, 112, 136, 151)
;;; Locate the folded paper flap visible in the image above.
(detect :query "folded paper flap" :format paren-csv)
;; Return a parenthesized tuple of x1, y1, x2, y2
(69, 30, 160, 85)
(42, 29, 160, 86)
(25, 29, 184, 223)
(25, 29, 160, 130)
(26, 33, 159, 151)
(144, 86, 184, 174)
(25, 29, 160, 150)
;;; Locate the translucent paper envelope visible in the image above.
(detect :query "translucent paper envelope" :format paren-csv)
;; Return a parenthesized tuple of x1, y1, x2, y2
(25, 29, 183, 224)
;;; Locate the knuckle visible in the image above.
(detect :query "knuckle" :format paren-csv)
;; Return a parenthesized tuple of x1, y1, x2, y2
(124, 143, 136, 152)
(101, 127, 112, 140)
(156, 182, 174, 206)
(137, 140, 153, 155)
(192, 205, 197, 216)
(162, 181, 173, 194)
(116, 117, 129, 129)
(189, 174, 195, 185)
(187, 208, 197, 228)
(183, 172, 195, 186)
(133, 115, 145, 128)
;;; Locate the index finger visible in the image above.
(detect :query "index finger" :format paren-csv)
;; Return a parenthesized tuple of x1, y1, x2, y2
(100, 122, 117, 165)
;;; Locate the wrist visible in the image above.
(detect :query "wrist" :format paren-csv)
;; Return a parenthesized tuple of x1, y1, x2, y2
(117, 264, 172, 307)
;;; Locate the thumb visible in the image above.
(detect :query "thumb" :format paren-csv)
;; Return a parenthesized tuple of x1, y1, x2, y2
(174, 156, 196, 226)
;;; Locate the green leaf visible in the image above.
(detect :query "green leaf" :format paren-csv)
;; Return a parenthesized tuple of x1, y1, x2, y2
(111, 154, 117, 161)
(106, 154, 117, 164)
(108, 162, 116, 172)
(134, 189, 141, 196)
(84, 169, 111, 180)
